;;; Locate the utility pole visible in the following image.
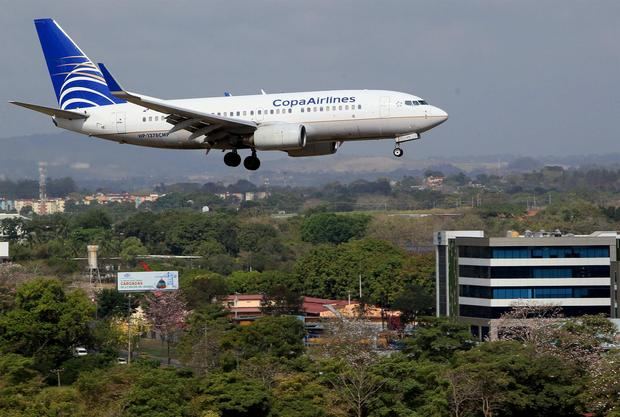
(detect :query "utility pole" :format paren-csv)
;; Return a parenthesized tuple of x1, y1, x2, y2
(50, 368, 63, 386)
(127, 294, 132, 365)
(359, 274, 362, 299)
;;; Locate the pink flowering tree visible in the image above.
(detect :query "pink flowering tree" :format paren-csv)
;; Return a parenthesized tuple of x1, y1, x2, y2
(144, 291, 187, 364)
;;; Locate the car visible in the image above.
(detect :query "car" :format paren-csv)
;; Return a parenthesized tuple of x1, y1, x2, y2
(117, 357, 128, 365)
(74, 347, 88, 357)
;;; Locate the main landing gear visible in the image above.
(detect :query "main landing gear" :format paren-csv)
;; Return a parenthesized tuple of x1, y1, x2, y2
(243, 151, 261, 171)
(223, 151, 241, 167)
(224, 150, 261, 170)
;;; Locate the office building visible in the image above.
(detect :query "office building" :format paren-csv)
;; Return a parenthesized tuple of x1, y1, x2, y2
(435, 230, 620, 338)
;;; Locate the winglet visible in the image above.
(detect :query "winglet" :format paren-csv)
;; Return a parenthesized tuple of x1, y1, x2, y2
(97, 63, 125, 96)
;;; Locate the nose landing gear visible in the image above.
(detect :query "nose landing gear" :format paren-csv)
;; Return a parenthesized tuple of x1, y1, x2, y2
(393, 147, 403, 158)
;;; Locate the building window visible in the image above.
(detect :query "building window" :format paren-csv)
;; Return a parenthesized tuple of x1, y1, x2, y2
(459, 265, 611, 279)
(460, 285, 610, 299)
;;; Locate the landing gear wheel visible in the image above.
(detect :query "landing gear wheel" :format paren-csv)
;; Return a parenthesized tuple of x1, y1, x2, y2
(393, 147, 404, 158)
(243, 155, 261, 171)
(224, 151, 241, 167)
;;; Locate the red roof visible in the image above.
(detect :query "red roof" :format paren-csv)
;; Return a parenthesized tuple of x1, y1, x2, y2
(302, 296, 349, 314)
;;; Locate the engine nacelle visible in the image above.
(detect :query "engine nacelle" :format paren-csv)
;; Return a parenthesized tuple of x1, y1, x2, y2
(251, 124, 306, 150)
(287, 141, 338, 157)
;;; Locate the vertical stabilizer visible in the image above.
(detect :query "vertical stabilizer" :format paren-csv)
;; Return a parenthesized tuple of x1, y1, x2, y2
(34, 18, 125, 110)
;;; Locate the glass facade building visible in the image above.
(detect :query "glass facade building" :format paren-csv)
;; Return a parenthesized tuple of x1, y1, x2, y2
(435, 231, 620, 337)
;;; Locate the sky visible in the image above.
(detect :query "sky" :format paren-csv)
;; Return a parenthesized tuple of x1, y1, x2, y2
(0, 0, 618, 158)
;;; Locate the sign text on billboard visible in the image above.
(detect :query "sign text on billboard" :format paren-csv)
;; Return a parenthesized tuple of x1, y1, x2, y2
(117, 271, 179, 292)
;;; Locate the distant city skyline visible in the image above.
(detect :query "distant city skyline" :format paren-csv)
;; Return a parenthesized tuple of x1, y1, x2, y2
(1, 1, 618, 158)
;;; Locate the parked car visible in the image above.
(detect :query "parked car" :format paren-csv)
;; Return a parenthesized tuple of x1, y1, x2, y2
(74, 347, 88, 357)
(117, 357, 128, 365)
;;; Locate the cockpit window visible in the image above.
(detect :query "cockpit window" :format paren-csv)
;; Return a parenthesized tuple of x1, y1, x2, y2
(405, 100, 424, 106)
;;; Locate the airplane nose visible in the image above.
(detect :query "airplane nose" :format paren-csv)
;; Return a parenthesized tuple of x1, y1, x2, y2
(434, 106, 448, 123)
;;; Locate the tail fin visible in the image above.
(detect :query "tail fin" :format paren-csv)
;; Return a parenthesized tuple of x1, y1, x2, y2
(34, 18, 125, 110)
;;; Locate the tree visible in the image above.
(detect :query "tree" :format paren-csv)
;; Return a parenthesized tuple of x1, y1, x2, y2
(391, 284, 434, 327)
(321, 318, 385, 417)
(294, 238, 415, 305)
(403, 317, 475, 362)
(271, 372, 345, 417)
(191, 372, 271, 417)
(449, 341, 583, 417)
(0, 278, 94, 371)
(95, 288, 137, 319)
(120, 236, 148, 265)
(300, 213, 370, 245)
(224, 316, 305, 361)
(143, 291, 187, 365)
(181, 273, 229, 309)
(494, 305, 616, 369)
(260, 283, 303, 316)
(583, 349, 620, 416)
(178, 305, 231, 375)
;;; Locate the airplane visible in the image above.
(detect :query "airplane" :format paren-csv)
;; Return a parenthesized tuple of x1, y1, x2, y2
(11, 18, 448, 171)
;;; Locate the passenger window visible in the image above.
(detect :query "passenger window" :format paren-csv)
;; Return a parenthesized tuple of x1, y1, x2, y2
(301, 108, 304, 113)
(288, 108, 292, 113)
(358, 105, 362, 110)
(236, 111, 240, 116)
(243, 111, 247, 116)
(339, 105, 342, 110)
(142, 117, 146, 122)
(345, 105, 349, 110)
(148, 116, 152, 121)
(250, 110, 254, 115)
(307, 107, 311, 112)
(270, 109, 274, 114)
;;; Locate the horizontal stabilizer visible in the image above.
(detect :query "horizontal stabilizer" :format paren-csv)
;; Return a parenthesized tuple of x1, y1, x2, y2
(9, 101, 89, 120)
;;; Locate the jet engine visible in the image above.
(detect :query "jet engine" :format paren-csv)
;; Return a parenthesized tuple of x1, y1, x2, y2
(251, 124, 306, 150)
(287, 141, 339, 157)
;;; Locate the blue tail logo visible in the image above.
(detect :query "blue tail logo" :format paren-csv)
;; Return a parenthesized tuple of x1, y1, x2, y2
(34, 18, 125, 110)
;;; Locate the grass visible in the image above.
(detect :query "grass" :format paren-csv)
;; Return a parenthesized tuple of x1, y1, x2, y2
(137, 337, 177, 361)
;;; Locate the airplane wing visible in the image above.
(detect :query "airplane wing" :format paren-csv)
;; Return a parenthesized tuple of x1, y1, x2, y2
(97, 64, 257, 141)
(9, 101, 89, 120)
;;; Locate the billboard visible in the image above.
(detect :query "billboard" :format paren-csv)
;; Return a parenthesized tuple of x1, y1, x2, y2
(117, 271, 179, 292)
(0, 242, 8, 258)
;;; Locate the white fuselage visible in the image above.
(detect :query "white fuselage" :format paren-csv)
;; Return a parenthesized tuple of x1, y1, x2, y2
(55, 89, 448, 151)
